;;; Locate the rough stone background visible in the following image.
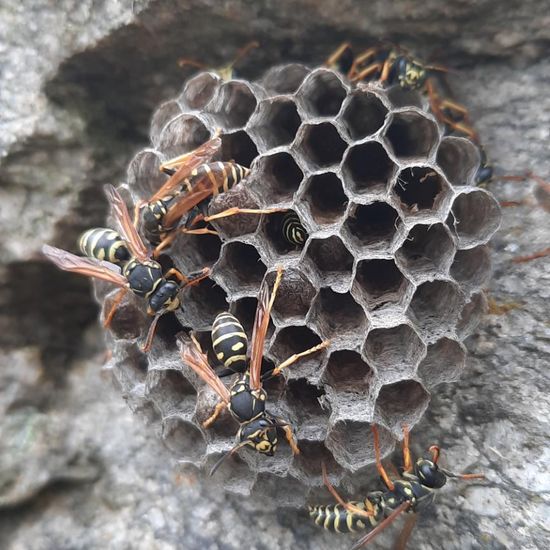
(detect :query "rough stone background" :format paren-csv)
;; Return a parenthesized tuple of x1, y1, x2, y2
(0, 1, 548, 549)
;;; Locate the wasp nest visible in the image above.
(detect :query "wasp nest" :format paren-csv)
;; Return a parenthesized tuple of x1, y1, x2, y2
(99, 64, 500, 506)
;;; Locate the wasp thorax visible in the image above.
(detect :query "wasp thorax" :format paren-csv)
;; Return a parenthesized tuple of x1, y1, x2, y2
(123, 259, 163, 297)
(415, 458, 447, 489)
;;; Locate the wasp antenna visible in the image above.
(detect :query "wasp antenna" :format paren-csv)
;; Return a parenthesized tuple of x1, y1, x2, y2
(209, 441, 249, 476)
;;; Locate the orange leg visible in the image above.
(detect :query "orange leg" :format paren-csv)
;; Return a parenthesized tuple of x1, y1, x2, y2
(512, 248, 550, 263)
(372, 425, 395, 491)
(103, 288, 128, 328)
(321, 462, 374, 519)
(379, 59, 392, 84)
(325, 41, 352, 69)
(203, 401, 227, 428)
(351, 62, 383, 82)
(402, 425, 413, 474)
(270, 340, 330, 377)
(201, 206, 285, 223)
(281, 424, 300, 455)
(349, 46, 378, 78)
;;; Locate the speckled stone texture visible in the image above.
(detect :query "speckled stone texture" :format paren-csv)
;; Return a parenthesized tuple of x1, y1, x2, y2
(1, 1, 549, 549)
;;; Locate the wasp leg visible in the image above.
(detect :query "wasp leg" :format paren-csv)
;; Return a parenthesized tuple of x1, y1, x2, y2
(103, 288, 128, 328)
(372, 425, 395, 491)
(325, 41, 352, 68)
(438, 98, 469, 116)
(402, 425, 413, 474)
(349, 46, 378, 78)
(275, 419, 300, 455)
(200, 207, 285, 223)
(165, 267, 210, 288)
(379, 59, 393, 84)
(202, 402, 227, 428)
(351, 62, 383, 82)
(512, 247, 550, 263)
(321, 462, 374, 519)
(270, 340, 330, 377)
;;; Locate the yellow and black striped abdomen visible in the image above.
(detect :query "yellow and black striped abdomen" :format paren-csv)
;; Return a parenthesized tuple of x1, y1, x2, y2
(211, 312, 248, 373)
(282, 212, 308, 247)
(181, 162, 250, 195)
(79, 228, 130, 266)
(308, 502, 373, 533)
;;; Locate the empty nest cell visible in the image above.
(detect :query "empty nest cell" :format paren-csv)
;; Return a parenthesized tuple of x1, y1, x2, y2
(393, 167, 449, 216)
(161, 416, 206, 461)
(436, 137, 480, 186)
(230, 296, 259, 338)
(386, 86, 424, 109)
(285, 378, 327, 424)
(450, 245, 492, 291)
(343, 202, 400, 251)
(396, 223, 455, 280)
(342, 141, 396, 194)
(291, 440, 340, 482)
(374, 380, 430, 434)
(447, 190, 501, 248)
(417, 338, 466, 388)
(363, 325, 425, 378)
(252, 151, 303, 204)
(353, 258, 411, 311)
(309, 288, 367, 341)
(126, 149, 167, 200)
(304, 236, 353, 287)
(181, 72, 221, 110)
(172, 232, 222, 272)
(150, 100, 183, 144)
(384, 111, 438, 159)
(298, 69, 347, 117)
(102, 289, 148, 341)
(213, 242, 267, 296)
(220, 130, 259, 167)
(456, 292, 487, 339)
(156, 114, 211, 158)
(340, 91, 388, 140)
(209, 81, 257, 130)
(408, 280, 463, 339)
(248, 98, 302, 150)
(295, 122, 348, 169)
(268, 268, 317, 320)
(261, 63, 309, 95)
(302, 172, 348, 224)
(177, 278, 228, 329)
(322, 350, 373, 392)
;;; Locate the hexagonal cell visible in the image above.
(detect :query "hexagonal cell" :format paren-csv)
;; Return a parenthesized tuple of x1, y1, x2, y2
(250, 473, 305, 508)
(447, 190, 501, 248)
(385, 111, 438, 159)
(302, 172, 348, 225)
(393, 167, 449, 216)
(342, 142, 395, 194)
(161, 416, 206, 461)
(304, 236, 353, 288)
(146, 369, 196, 415)
(177, 278, 228, 329)
(343, 202, 400, 252)
(417, 338, 466, 388)
(291, 440, 340, 483)
(295, 123, 347, 169)
(150, 313, 184, 351)
(374, 380, 430, 434)
(298, 69, 347, 118)
(408, 280, 464, 340)
(252, 152, 303, 204)
(309, 288, 367, 341)
(268, 268, 317, 321)
(208, 81, 258, 130)
(205, 451, 254, 495)
(172, 232, 222, 272)
(436, 137, 480, 186)
(386, 86, 424, 109)
(269, 325, 325, 379)
(364, 325, 425, 380)
(340, 91, 388, 140)
(220, 130, 258, 167)
(353, 259, 410, 312)
(213, 242, 267, 296)
(150, 100, 182, 142)
(285, 378, 327, 426)
(248, 98, 302, 150)
(181, 72, 221, 110)
(102, 290, 147, 341)
(323, 350, 373, 393)
(457, 292, 487, 339)
(261, 63, 309, 95)
(126, 149, 166, 200)
(326, 420, 394, 471)
(450, 245, 492, 292)
(396, 223, 455, 280)
(156, 114, 211, 158)
(262, 209, 308, 258)
(230, 296, 258, 338)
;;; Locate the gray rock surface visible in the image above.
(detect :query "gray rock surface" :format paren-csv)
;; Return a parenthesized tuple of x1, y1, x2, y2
(0, 1, 548, 549)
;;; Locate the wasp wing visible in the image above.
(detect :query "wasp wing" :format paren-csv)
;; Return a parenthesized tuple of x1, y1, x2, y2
(149, 136, 222, 203)
(42, 244, 128, 287)
(177, 334, 230, 403)
(249, 267, 283, 390)
(103, 184, 149, 263)
(162, 181, 215, 228)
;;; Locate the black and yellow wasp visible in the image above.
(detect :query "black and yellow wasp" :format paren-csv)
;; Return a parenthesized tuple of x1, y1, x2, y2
(309, 425, 484, 549)
(134, 133, 280, 256)
(177, 267, 329, 474)
(42, 185, 209, 352)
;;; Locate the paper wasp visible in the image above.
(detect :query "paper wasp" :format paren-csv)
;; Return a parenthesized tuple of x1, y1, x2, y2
(135, 133, 280, 256)
(309, 425, 484, 549)
(42, 185, 210, 352)
(178, 267, 329, 474)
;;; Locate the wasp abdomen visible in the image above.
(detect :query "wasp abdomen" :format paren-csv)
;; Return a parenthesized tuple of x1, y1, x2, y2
(308, 502, 372, 533)
(211, 312, 248, 373)
(79, 228, 130, 266)
(182, 162, 250, 195)
(282, 212, 308, 247)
